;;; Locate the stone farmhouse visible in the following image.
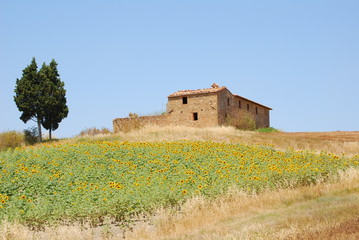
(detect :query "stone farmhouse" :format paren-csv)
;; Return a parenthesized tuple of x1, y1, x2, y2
(113, 84, 272, 132)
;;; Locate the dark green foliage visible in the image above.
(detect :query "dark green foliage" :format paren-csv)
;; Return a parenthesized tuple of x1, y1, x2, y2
(14, 58, 44, 141)
(39, 60, 69, 140)
(14, 58, 68, 141)
(256, 127, 280, 133)
(14, 58, 40, 123)
(23, 127, 39, 145)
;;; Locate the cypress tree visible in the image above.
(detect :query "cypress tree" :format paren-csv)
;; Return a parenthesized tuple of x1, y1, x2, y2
(40, 60, 69, 140)
(14, 57, 45, 142)
(14, 58, 69, 141)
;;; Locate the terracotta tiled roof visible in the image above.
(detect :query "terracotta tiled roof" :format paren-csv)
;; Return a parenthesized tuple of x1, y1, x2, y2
(168, 85, 227, 98)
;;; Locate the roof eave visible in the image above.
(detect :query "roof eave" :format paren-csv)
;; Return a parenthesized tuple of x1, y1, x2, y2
(234, 94, 272, 110)
(167, 87, 226, 98)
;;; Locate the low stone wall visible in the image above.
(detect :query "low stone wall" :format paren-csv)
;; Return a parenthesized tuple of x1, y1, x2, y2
(113, 114, 169, 133)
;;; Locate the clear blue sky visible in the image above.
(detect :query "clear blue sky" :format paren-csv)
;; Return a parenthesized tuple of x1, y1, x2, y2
(1, 0, 358, 138)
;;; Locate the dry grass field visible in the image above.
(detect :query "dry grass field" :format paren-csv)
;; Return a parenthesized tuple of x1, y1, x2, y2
(78, 125, 359, 156)
(1, 126, 359, 240)
(125, 167, 359, 240)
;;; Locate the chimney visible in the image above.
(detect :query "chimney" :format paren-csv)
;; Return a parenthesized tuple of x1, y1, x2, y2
(211, 83, 219, 88)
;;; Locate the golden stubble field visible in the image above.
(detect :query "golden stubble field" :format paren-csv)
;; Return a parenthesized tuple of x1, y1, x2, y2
(87, 126, 359, 156)
(1, 126, 359, 240)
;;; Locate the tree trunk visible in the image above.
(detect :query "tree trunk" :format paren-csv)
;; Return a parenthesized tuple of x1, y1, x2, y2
(49, 129, 52, 140)
(37, 117, 42, 142)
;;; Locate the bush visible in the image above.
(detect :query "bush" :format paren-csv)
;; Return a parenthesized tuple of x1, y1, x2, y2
(78, 127, 112, 137)
(0, 131, 24, 151)
(24, 127, 39, 145)
(256, 127, 280, 133)
(225, 109, 257, 131)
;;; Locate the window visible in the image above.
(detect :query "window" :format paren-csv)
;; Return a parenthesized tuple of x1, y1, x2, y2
(239, 101, 241, 108)
(247, 104, 250, 111)
(182, 97, 188, 104)
(227, 98, 230, 106)
(256, 107, 258, 114)
(193, 112, 198, 121)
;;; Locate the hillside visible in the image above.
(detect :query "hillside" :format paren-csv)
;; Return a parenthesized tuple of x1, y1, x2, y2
(1, 126, 358, 240)
(75, 126, 359, 156)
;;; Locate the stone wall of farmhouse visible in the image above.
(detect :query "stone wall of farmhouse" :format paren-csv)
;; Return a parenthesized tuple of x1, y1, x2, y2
(217, 89, 234, 125)
(113, 87, 270, 132)
(166, 93, 219, 127)
(113, 114, 170, 133)
(232, 96, 270, 128)
(253, 104, 270, 128)
(217, 90, 270, 128)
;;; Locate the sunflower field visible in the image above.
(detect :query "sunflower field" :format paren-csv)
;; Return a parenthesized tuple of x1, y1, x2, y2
(0, 141, 358, 228)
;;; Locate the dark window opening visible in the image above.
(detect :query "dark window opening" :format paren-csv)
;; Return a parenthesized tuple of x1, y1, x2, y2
(256, 107, 258, 114)
(182, 97, 188, 104)
(247, 104, 250, 111)
(239, 101, 241, 108)
(227, 98, 230, 106)
(193, 112, 198, 121)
